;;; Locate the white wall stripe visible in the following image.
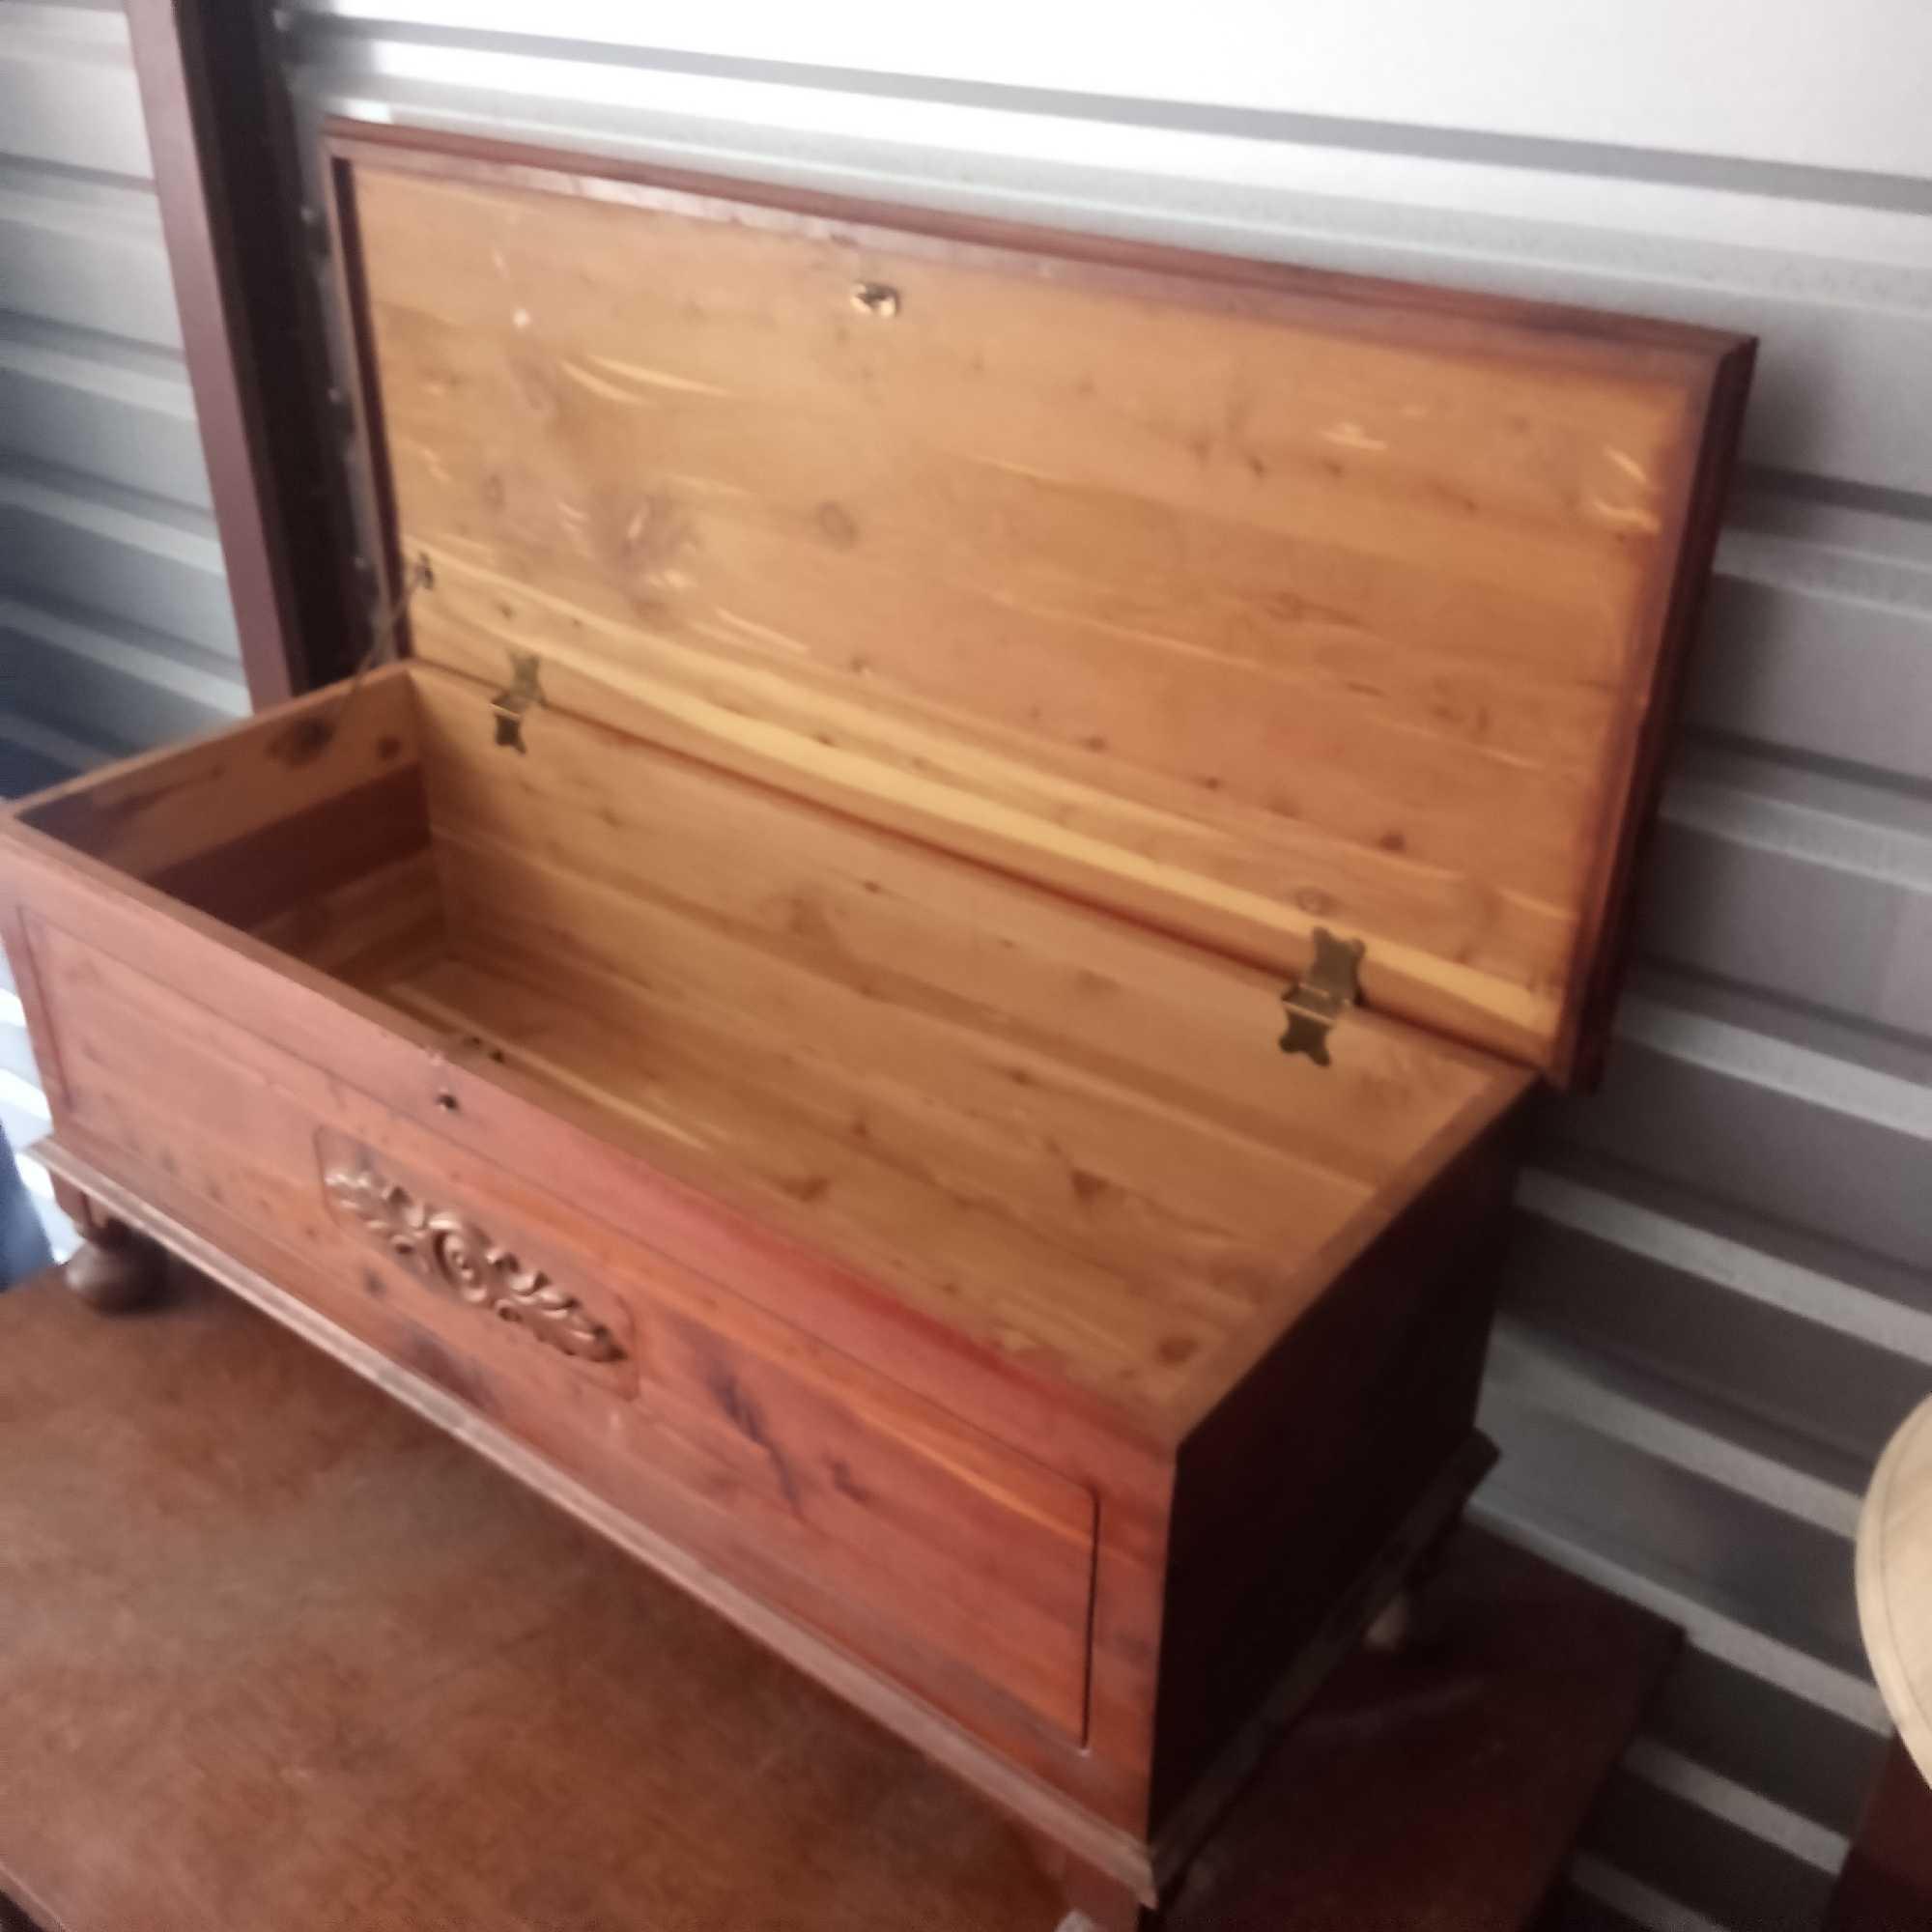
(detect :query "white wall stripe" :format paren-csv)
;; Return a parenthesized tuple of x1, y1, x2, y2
(0, 1069, 49, 1122)
(1475, 1512, 1890, 1734)
(1571, 1855, 1733, 1932)
(1487, 1326, 1865, 1538)
(0, 710, 98, 780)
(1615, 996, 1932, 1139)
(1516, 1168, 1932, 1365)
(286, 1, 1932, 180)
(1621, 1739, 1850, 1877)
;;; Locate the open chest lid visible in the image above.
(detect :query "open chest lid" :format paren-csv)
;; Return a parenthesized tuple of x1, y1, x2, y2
(326, 122, 1752, 1089)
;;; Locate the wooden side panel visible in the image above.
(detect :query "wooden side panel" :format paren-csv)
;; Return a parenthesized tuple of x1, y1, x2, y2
(1151, 1124, 1521, 1825)
(7, 667, 436, 958)
(26, 913, 1104, 1758)
(13, 667, 418, 879)
(333, 129, 1751, 1078)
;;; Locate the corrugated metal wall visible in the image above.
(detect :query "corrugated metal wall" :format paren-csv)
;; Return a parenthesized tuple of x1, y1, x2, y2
(0, 0, 248, 1256)
(6, 6, 1928, 1923)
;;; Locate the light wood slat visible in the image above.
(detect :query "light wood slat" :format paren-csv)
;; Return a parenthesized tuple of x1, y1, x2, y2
(379, 302, 1619, 904)
(416, 589, 1561, 1065)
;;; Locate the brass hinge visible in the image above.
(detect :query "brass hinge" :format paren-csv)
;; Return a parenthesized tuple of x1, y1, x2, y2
(1279, 928, 1365, 1067)
(491, 652, 545, 753)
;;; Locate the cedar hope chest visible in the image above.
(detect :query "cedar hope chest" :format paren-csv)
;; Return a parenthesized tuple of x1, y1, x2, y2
(0, 123, 1752, 1924)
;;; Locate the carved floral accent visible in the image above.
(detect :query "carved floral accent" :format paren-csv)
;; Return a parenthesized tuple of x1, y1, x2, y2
(324, 1164, 625, 1365)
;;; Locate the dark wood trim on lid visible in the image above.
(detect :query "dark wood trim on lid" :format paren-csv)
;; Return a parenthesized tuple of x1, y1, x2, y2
(1556, 333, 1756, 1091)
(125, 0, 364, 705)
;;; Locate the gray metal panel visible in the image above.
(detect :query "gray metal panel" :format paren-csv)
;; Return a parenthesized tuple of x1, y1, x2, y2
(1499, 1185, 1932, 1472)
(1690, 496, 1932, 784)
(1558, 1003, 1930, 1278)
(0, 1, 235, 1266)
(5, 600, 246, 750)
(0, 467, 239, 660)
(0, 181, 182, 350)
(281, 0, 1932, 177)
(1648, 1651, 1885, 1841)
(0, 320, 214, 508)
(0, 6, 152, 180)
(1643, 783, 1932, 1037)
(1583, 1762, 1840, 1932)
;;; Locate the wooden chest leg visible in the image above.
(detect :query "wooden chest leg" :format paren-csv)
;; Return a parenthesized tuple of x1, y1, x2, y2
(53, 1180, 165, 1313)
(1362, 1507, 1463, 1656)
(1056, 1892, 1154, 1932)
(1022, 1828, 1157, 1932)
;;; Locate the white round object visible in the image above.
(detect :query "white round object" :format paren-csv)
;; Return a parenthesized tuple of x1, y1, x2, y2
(1858, 1395, 1932, 1784)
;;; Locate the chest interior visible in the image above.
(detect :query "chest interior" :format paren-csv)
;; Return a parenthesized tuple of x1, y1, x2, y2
(20, 663, 1523, 1424)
